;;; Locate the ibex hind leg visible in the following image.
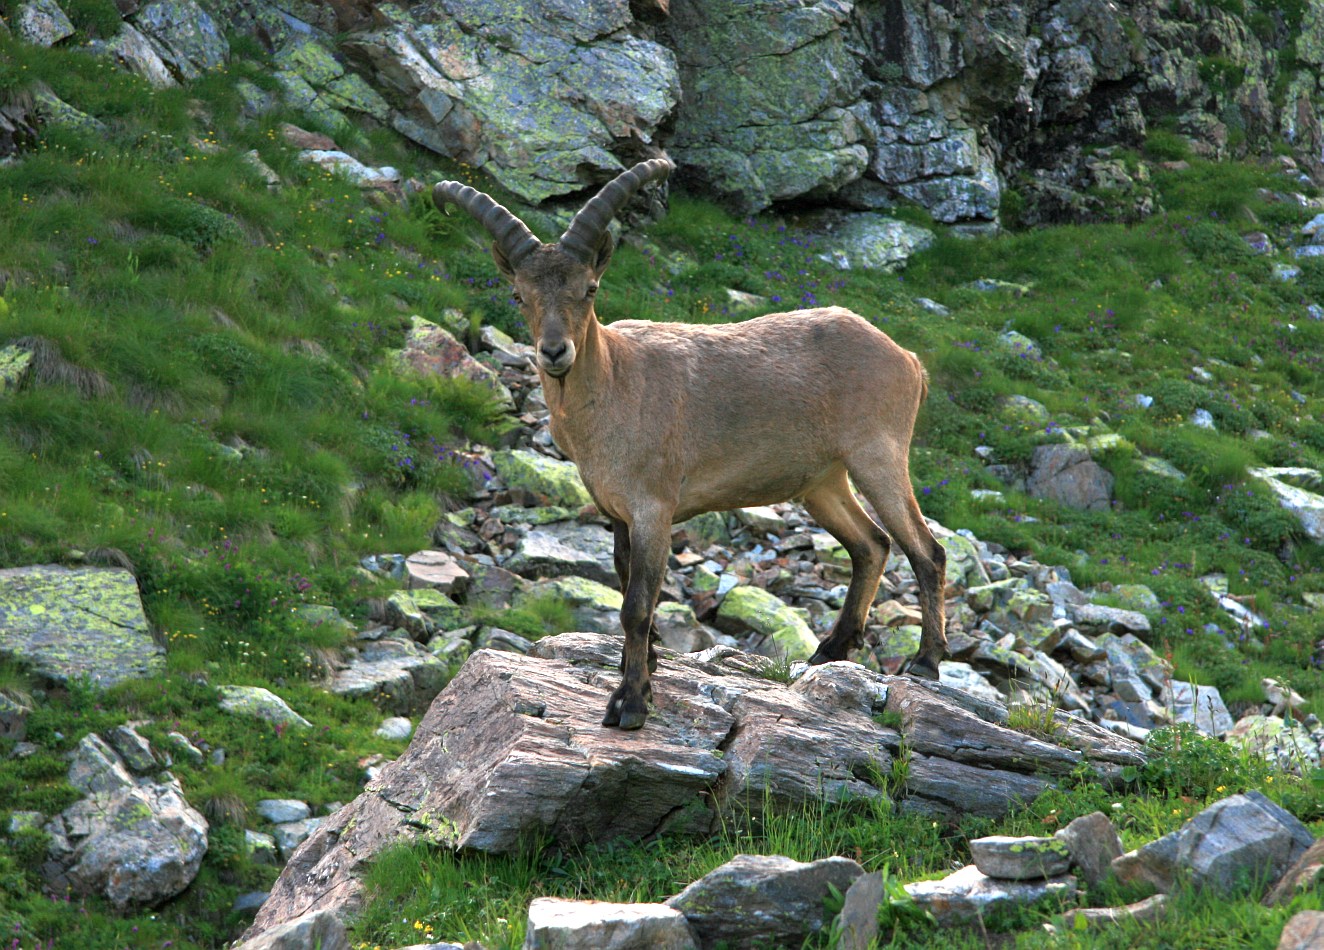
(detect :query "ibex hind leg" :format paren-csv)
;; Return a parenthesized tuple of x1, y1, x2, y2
(846, 448, 947, 680)
(802, 470, 890, 664)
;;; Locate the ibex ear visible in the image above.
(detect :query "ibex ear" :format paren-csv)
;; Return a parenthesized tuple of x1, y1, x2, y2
(491, 243, 515, 280)
(591, 231, 615, 278)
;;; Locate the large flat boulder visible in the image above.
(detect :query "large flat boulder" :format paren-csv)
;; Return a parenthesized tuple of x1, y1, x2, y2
(0, 565, 165, 688)
(242, 633, 1144, 940)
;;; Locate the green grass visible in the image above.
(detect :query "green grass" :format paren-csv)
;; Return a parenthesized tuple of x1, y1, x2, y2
(2, 25, 1324, 950)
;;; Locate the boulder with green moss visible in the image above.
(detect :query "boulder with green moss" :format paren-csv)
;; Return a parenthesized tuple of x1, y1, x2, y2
(0, 565, 165, 688)
(715, 585, 818, 661)
(217, 685, 312, 729)
(490, 449, 592, 510)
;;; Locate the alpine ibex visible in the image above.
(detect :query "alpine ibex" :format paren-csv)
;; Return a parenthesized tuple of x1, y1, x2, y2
(434, 159, 947, 730)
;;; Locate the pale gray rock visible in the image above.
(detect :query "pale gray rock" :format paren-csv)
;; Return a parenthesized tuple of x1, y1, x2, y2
(1055, 811, 1123, 888)
(298, 150, 401, 189)
(1167, 680, 1233, 736)
(1070, 603, 1152, 635)
(1112, 791, 1314, 895)
(938, 662, 1002, 704)
(733, 506, 785, 535)
(132, 0, 229, 81)
(525, 898, 697, 949)
(218, 685, 312, 729)
(15, 0, 74, 46)
(1063, 894, 1168, 930)
(375, 716, 413, 741)
(1248, 467, 1324, 542)
(257, 800, 311, 825)
(43, 775, 208, 908)
(166, 731, 204, 765)
(904, 865, 1076, 926)
(68, 733, 135, 796)
(105, 724, 157, 774)
(330, 635, 449, 714)
(666, 854, 864, 948)
(817, 214, 935, 272)
(93, 24, 178, 88)
(1026, 445, 1114, 511)
(405, 550, 470, 595)
(273, 818, 323, 860)
(231, 908, 349, 950)
(970, 835, 1072, 881)
(835, 871, 883, 950)
(506, 532, 614, 585)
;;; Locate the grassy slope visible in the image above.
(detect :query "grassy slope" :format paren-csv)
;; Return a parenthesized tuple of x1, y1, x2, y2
(0, 31, 1322, 950)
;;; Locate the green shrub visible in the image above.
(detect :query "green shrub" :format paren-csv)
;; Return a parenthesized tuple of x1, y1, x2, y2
(64, 0, 123, 38)
(1144, 129, 1192, 162)
(1124, 724, 1271, 798)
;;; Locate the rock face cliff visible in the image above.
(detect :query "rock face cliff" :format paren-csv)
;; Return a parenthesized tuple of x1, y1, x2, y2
(192, 0, 1324, 222)
(8, 0, 1324, 222)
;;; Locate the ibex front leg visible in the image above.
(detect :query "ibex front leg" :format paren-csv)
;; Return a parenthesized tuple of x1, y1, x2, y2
(603, 510, 670, 730)
(611, 519, 659, 674)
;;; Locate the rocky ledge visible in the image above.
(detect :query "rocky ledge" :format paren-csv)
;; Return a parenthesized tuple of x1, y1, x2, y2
(243, 632, 1143, 940)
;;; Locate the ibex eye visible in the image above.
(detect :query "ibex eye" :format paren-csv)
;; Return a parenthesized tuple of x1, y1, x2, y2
(586, 284, 598, 297)
(512, 292, 523, 304)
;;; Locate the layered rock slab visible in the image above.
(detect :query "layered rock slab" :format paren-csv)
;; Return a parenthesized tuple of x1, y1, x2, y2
(244, 633, 1144, 940)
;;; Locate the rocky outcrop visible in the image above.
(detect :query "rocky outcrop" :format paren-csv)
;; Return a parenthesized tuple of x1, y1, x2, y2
(10, 0, 1324, 225)
(241, 632, 1144, 939)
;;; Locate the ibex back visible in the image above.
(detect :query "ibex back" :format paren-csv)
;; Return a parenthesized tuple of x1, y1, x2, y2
(435, 159, 947, 730)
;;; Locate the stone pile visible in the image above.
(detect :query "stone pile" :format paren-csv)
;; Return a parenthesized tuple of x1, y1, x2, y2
(241, 794, 1321, 949)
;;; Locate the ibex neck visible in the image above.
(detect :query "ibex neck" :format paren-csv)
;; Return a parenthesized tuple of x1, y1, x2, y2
(543, 315, 616, 460)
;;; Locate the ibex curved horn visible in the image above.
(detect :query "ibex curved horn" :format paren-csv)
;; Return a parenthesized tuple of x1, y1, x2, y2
(558, 158, 675, 263)
(432, 181, 542, 270)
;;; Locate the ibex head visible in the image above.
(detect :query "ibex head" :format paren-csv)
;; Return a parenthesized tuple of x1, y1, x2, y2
(434, 159, 674, 379)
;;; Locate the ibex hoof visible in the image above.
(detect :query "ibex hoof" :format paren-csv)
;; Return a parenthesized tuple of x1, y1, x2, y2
(602, 684, 651, 730)
(903, 655, 941, 681)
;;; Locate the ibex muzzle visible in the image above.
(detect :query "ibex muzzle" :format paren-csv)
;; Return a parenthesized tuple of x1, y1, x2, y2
(435, 160, 947, 731)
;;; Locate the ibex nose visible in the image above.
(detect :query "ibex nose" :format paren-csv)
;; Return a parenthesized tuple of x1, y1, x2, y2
(540, 341, 568, 362)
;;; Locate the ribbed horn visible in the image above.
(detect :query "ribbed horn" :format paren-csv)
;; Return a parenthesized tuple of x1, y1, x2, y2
(558, 158, 675, 263)
(433, 181, 542, 269)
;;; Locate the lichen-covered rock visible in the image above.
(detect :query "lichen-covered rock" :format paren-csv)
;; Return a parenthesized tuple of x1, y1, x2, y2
(132, 0, 229, 81)
(1055, 811, 1123, 888)
(491, 449, 592, 510)
(666, 0, 869, 211)
(0, 565, 165, 688)
(714, 585, 819, 660)
(817, 213, 935, 271)
(0, 344, 33, 394)
(342, 2, 679, 203)
(969, 835, 1072, 881)
(15, 0, 75, 47)
(91, 23, 177, 88)
(666, 854, 864, 948)
(43, 768, 208, 909)
(217, 685, 312, 729)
